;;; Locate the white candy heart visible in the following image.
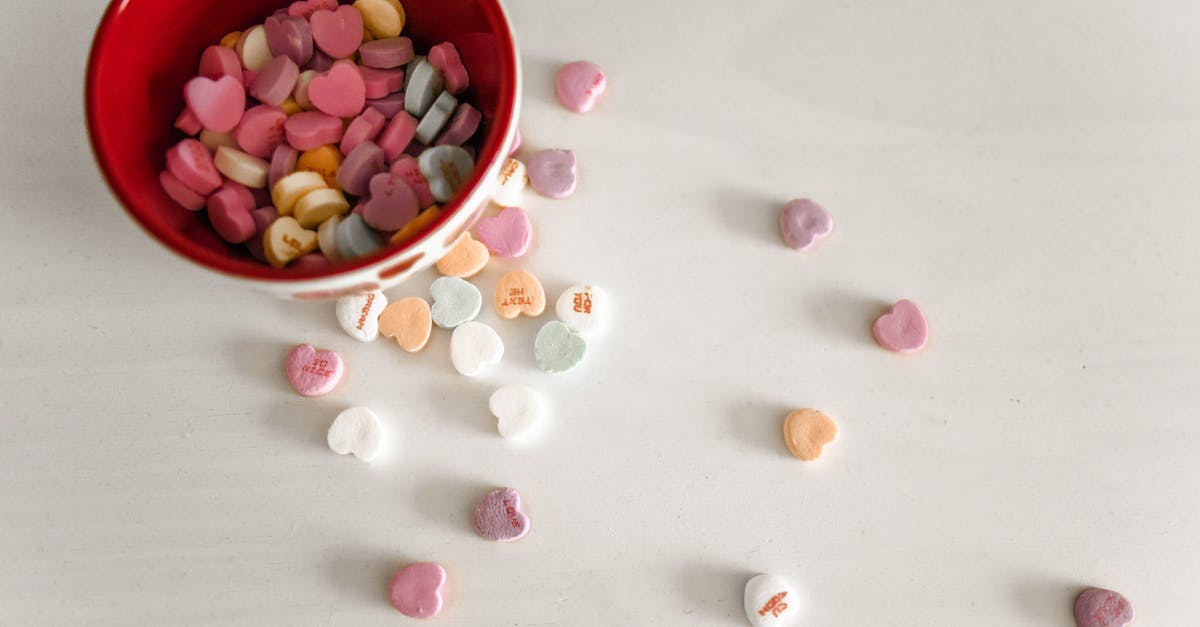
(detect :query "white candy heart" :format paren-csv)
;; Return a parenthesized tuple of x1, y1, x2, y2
(555, 284, 606, 335)
(450, 321, 504, 376)
(744, 574, 799, 627)
(489, 385, 544, 441)
(336, 291, 389, 342)
(327, 406, 384, 462)
(492, 158, 527, 207)
(430, 276, 482, 329)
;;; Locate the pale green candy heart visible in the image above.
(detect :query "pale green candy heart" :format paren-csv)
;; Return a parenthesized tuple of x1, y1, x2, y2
(430, 276, 481, 329)
(534, 320, 586, 374)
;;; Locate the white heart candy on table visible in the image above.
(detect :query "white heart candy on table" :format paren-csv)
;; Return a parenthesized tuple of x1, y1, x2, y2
(430, 276, 482, 329)
(336, 290, 389, 341)
(744, 574, 799, 627)
(450, 321, 504, 376)
(489, 385, 544, 441)
(555, 284, 606, 335)
(327, 406, 384, 462)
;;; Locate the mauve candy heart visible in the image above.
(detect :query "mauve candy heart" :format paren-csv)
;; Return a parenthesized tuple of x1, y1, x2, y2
(389, 157, 434, 207)
(249, 55, 299, 106)
(264, 14, 313, 66)
(872, 299, 929, 353)
(1074, 588, 1134, 627)
(359, 36, 414, 69)
(306, 49, 334, 72)
(284, 111, 344, 151)
(473, 487, 530, 542)
(269, 144, 299, 188)
(527, 149, 577, 199)
(476, 206, 532, 258)
(337, 141, 387, 196)
(310, 5, 363, 59)
(340, 107, 387, 156)
(307, 60, 366, 118)
(434, 102, 481, 146)
(779, 198, 833, 251)
(363, 172, 419, 231)
(234, 105, 287, 158)
(184, 75, 245, 132)
(366, 92, 406, 118)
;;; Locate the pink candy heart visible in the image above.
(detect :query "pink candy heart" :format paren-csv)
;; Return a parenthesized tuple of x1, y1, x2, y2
(475, 206, 533, 258)
(872, 300, 929, 353)
(310, 5, 363, 60)
(287, 0, 337, 19)
(362, 172, 419, 231)
(285, 344, 344, 397)
(779, 198, 833, 251)
(473, 487, 530, 542)
(527, 149, 577, 199)
(307, 60, 366, 119)
(389, 562, 446, 619)
(1074, 588, 1135, 627)
(555, 61, 606, 113)
(184, 75, 246, 132)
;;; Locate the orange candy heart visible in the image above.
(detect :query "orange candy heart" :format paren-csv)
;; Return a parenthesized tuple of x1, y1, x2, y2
(378, 297, 432, 352)
(494, 269, 545, 319)
(783, 409, 838, 461)
(436, 232, 489, 278)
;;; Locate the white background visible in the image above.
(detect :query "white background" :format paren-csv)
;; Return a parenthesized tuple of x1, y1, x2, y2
(3, 1, 1199, 625)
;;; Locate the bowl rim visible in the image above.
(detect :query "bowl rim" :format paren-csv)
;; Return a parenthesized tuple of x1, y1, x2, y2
(85, 0, 520, 284)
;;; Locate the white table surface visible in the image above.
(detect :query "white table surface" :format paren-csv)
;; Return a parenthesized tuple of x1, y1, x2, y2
(3, 1, 1199, 625)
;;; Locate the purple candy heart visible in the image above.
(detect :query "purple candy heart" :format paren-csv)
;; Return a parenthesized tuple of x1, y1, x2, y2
(362, 172, 419, 231)
(264, 14, 314, 66)
(359, 37, 415, 69)
(337, 141, 387, 197)
(779, 198, 833, 251)
(527, 149, 577, 199)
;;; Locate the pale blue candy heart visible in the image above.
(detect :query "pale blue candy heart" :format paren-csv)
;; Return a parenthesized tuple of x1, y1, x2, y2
(404, 59, 444, 118)
(430, 276, 481, 329)
(414, 90, 458, 144)
(418, 145, 474, 203)
(335, 213, 383, 259)
(534, 320, 587, 374)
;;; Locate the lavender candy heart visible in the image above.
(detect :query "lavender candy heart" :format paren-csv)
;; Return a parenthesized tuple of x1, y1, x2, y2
(249, 54, 300, 107)
(362, 172, 419, 231)
(527, 149, 577, 199)
(779, 198, 833, 251)
(337, 141, 387, 196)
(264, 14, 314, 67)
(359, 36, 415, 69)
(435, 103, 481, 146)
(335, 213, 384, 259)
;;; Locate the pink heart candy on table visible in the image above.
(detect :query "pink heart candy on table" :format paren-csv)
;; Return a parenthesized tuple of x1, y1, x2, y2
(362, 172, 419, 231)
(473, 487, 531, 542)
(307, 60, 366, 119)
(527, 149, 577, 198)
(872, 299, 929, 353)
(285, 344, 344, 397)
(475, 206, 532, 258)
(555, 61, 606, 113)
(389, 562, 446, 619)
(1074, 588, 1134, 627)
(779, 198, 833, 251)
(183, 75, 246, 132)
(309, 5, 364, 59)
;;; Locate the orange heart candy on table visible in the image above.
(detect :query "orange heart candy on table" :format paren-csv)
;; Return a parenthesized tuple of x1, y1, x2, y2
(263, 216, 318, 268)
(494, 269, 545, 319)
(782, 409, 838, 461)
(378, 297, 432, 352)
(435, 232, 489, 278)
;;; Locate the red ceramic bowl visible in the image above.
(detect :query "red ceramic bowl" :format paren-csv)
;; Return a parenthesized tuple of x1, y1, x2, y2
(86, 0, 520, 299)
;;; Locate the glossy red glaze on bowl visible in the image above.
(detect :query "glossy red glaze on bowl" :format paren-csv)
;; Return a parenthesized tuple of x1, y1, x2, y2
(86, 0, 518, 282)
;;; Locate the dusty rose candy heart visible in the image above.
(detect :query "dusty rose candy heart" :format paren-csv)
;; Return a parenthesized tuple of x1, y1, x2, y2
(183, 75, 246, 132)
(780, 198, 833, 251)
(287, 0, 337, 19)
(362, 172, 419, 231)
(473, 487, 530, 542)
(285, 344, 344, 397)
(1074, 588, 1134, 627)
(307, 60, 366, 119)
(310, 5, 364, 59)
(389, 562, 446, 618)
(264, 13, 314, 67)
(475, 206, 532, 258)
(872, 299, 929, 354)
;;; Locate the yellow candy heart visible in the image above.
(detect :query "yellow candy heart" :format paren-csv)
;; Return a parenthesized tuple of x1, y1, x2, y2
(354, 0, 404, 39)
(294, 188, 350, 229)
(263, 216, 318, 268)
(436, 232, 489, 278)
(494, 269, 546, 319)
(378, 297, 432, 352)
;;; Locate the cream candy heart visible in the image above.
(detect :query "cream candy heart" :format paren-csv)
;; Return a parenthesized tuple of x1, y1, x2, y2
(450, 321, 503, 376)
(489, 385, 544, 441)
(327, 406, 383, 462)
(555, 284, 606, 335)
(492, 158, 527, 206)
(336, 290, 388, 341)
(744, 574, 799, 627)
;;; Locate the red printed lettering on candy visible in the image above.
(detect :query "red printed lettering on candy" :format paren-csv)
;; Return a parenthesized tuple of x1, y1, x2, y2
(572, 292, 592, 314)
(758, 592, 788, 618)
(355, 293, 376, 331)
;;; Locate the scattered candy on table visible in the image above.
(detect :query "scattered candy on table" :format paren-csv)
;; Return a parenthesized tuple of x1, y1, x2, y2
(494, 269, 546, 319)
(326, 406, 384, 462)
(555, 61, 606, 113)
(450, 321, 504, 376)
(389, 562, 447, 619)
(473, 487, 530, 542)
(526, 148, 578, 199)
(336, 290, 388, 341)
(1074, 588, 1134, 627)
(872, 299, 929, 354)
(779, 198, 833, 251)
(489, 385, 545, 441)
(782, 409, 838, 462)
(378, 296, 432, 352)
(436, 232, 490, 278)
(534, 321, 586, 374)
(555, 284, 605, 335)
(429, 276, 482, 329)
(476, 206, 534, 258)
(285, 343, 344, 397)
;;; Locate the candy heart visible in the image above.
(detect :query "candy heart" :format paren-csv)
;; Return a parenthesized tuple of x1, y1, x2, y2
(287, 0, 337, 19)
(167, 138, 222, 195)
(473, 487, 530, 542)
(534, 321, 586, 374)
(378, 297, 432, 352)
(418, 144, 474, 203)
(326, 406, 383, 462)
(430, 276, 482, 329)
(1074, 588, 1135, 627)
(782, 409, 838, 461)
(390, 156, 436, 207)
(436, 233, 489, 278)
(335, 290, 388, 341)
(405, 59, 444, 117)
(309, 5, 363, 59)
(489, 385, 544, 441)
(492, 158, 527, 207)
(285, 344, 344, 397)
(780, 198, 833, 251)
(475, 206, 533, 258)
(428, 42, 469, 94)
(872, 299, 929, 353)
(335, 213, 384, 260)
(555, 61, 606, 113)
(249, 54, 300, 107)
(362, 172, 419, 231)
(264, 216, 319, 268)
(450, 321, 504, 376)
(388, 562, 446, 619)
(307, 60, 366, 118)
(744, 574, 800, 627)
(264, 14, 314, 66)
(184, 75, 246, 133)
(494, 269, 546, 319)
(527, 149, 577, 198)
(233, 105, 288, 158)
(555, 284, 606, 335)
